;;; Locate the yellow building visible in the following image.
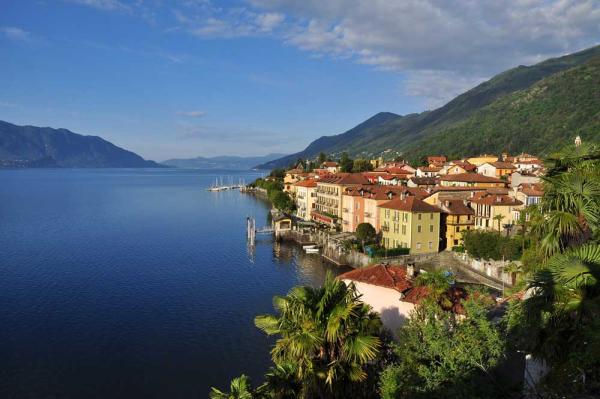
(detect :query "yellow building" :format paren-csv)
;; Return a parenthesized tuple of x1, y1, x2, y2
(438, 200, 475, 249)
(467, 154, 498, 166)
(379, 197, 441, 254)
(476, 162, 516, 178)
(471, 193, 523, 231)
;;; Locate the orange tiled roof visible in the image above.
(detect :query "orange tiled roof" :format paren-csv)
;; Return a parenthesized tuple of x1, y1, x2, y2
(440, 173, 504, 183)
(379, 196, 441, 213)
(294, 179, 317, 188)
(338, 264, 412, 292)
(471, 193, 523, 206)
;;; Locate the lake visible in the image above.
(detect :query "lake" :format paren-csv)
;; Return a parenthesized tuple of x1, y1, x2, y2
(0, 169, 347, 398)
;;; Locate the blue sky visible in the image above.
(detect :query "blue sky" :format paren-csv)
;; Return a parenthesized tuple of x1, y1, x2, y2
(1, 1, 599, 161)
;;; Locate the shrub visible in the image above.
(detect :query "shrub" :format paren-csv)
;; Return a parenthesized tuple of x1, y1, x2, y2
(463, 230, 521, 260)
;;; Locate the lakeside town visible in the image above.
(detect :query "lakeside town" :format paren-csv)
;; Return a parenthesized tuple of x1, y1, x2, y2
(210, 135, 600, 399)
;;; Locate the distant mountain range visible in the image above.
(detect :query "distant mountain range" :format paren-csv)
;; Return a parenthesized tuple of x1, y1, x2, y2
(162, 153, 287, 170)
(259, 44, 600, 169)
(0, 120, 163, 168)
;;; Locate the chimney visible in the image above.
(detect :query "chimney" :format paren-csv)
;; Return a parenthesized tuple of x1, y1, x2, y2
(407, 264, 415, 279)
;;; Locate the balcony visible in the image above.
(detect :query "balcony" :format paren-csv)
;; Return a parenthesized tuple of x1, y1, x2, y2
(381, 226, 389, 232)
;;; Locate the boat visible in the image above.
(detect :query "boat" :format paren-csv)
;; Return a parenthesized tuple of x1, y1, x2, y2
(305, 248, 320, 254)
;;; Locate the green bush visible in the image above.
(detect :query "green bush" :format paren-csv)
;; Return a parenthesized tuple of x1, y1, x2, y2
(463, 230, 521, 260)
(370, 246, 410, 257)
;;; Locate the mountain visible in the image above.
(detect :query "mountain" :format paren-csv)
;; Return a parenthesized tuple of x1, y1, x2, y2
(162, 153, 287, 170)
(0, 120, 163, 168)
(259, 45, 600, 169)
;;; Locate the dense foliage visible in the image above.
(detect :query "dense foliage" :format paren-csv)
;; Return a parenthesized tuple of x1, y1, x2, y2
(380, 298, 506, 399)
(505, 144, 600, 396)
(251, 178, 294, 213)
(463, 230, 521, 261)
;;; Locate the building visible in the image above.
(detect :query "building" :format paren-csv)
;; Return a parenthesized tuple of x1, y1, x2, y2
(416, 166, 442, 177)
(467, 154, 499, 166)
(510, 171, 541, 188)
(379, 196, 441, 254)
(338, 264, 467, 333)
(439, 173, 506, 188)
(294, 179, 318, 221)
(407, 176, 437, 188)
(341, 187, 365, 233)
(321, 161, 339, 174)
(512, 183, 543, 222)
(313, 173, 370, 226)
(443, 160, 477, 175)
(477, 161, 516, 178)
(471, 193, 524, 231)
(438, 200, 475, 250)
(283, 168, 304, 192)
(427, 155, 447, 167)
(514, 159, 543, 172)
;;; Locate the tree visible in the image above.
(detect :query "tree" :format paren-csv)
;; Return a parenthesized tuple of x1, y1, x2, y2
(257, 363, 301, 399)
(380, 298, 505, 398)
(493, 214, 505, 234)
(254, 272, 381, 397)
(269, 168, 286, 179)
(355, 223, 377, 251)
(210, 375, 254, 399)
(352, 159, 373, 173)
(414, 270, 453, 309)
(505, 144, 600, 395)
(318, 152, 327, 166)
(339, 152, 354, 173)
(269, 191, 294, 213)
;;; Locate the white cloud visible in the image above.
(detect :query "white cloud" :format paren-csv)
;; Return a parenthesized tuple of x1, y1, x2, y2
(66, 0, 129, 11)
(255, 12, 284, 32)
(0, 101, 18, 108)
(1, 26, 32, 42)
(245, 0, 600, 106)
(177, 110, 205, 117)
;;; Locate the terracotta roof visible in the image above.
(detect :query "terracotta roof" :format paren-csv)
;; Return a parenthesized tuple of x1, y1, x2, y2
(488, 161, 516, 169)
(427, 156, 447, 162)
(485, 187, 509, 195)
(471, 193, 523, 206)
(418, 166, 442, 172)
(317, 173, 370, 185)
(338, 264, 412, 292)
(294, 179, 317, 188)
(440, 199, 475, 215)
(440, 173, 504, 183)
(518, 183, 543, 197)
(409, 177, 438, 185)
(516, 159, 543, 165)
(449, 161, 477, 171)
(379, 196, 441, 213)
(322, 161, 339, 167)
(431, 186, 487, 192)
(286, 168, 303, 174)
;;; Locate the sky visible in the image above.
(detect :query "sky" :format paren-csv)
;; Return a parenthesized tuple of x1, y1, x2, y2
(1, 0, 599, 161)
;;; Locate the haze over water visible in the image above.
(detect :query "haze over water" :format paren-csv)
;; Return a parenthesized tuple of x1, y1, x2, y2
(0, 169, 346, 398)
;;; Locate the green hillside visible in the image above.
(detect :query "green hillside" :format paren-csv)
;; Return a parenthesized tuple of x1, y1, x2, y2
(408, 56, 600, 160)
(259, 45, 600, 169)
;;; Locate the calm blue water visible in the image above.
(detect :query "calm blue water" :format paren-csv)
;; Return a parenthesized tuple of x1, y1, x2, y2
(0, 169, 345, 398)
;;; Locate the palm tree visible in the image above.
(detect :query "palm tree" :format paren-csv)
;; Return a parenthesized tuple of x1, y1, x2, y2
(414, 270, 453, 309)
(257, 363, 300, 399)
(523, 244, 600, 362)
(531, 144, 600, 258)
(493, 214, 505, 234)
(254, 272, 381, 397)
(210, 375, 254, 399)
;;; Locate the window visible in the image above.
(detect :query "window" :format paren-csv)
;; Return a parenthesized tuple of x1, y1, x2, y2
(430, 225, 434, 233)
(428, 241, 432, 249)
(454, 239, 459, 245)
(430, 213, 433, 220)
(418, 214, 422, 221)
(416, 242, 421, 250)
(417, 225, 422, 233)
(403, 213, 408, 222)
(402, 225, 406, 235)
